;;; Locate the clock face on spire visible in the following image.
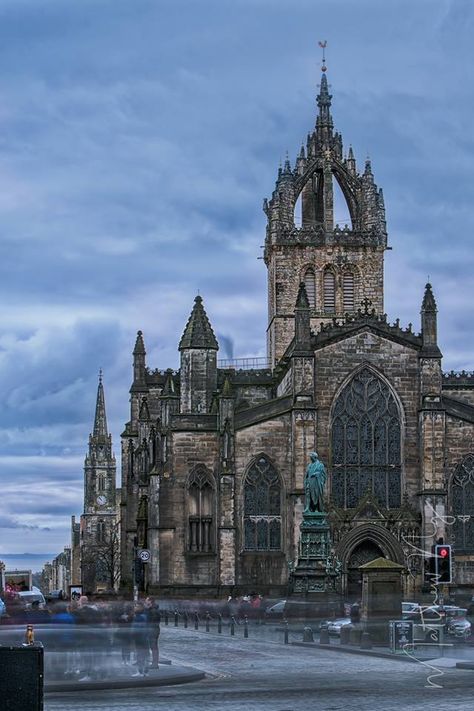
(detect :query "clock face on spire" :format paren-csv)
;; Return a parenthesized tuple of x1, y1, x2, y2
(96, 495, 107, 507)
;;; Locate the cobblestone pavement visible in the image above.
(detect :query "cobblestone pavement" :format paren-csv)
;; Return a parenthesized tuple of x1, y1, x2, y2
(45, 626, 474, 711)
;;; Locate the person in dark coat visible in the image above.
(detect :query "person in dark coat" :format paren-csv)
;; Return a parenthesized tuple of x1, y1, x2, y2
(144, 596, 161, 669)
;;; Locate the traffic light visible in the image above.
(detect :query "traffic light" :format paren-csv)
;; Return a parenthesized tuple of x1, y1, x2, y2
(434, 544, 452, 583)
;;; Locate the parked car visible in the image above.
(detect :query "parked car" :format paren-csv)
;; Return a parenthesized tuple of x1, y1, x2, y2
(446, 608, 471, 640)
(325, 618, 352, 636)
(45, 589, 66, 602)
(264, 600, 287, 620)
(0, 598, 6, 617)
(14, 590, 46, 609)
(401, 601, 419, 617)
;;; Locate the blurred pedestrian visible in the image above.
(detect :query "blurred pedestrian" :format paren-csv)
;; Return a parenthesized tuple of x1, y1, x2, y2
(144, 596, 161, 669)
(131, 603, 149, 677)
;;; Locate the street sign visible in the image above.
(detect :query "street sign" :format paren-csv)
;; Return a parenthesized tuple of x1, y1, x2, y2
(139, 548, 151, 563)
(389, 620, 413, 653)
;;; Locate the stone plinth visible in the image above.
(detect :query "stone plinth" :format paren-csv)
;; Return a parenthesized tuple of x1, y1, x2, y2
(359, 556, 405, 645)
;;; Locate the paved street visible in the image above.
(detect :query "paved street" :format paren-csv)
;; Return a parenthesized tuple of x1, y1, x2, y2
(45, 625, 474, 710)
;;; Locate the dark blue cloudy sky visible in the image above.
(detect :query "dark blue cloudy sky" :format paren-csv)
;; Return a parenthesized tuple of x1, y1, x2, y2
(0, 0, 473, 560)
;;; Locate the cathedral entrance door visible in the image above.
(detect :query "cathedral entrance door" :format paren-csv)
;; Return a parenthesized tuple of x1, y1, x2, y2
(347, 540, 384, 599)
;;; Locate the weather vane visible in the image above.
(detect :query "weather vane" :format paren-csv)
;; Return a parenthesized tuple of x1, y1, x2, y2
(318, 40, 327, 72)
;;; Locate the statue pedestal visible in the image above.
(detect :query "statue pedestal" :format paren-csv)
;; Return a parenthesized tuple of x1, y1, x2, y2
(289, 511, 342, 617)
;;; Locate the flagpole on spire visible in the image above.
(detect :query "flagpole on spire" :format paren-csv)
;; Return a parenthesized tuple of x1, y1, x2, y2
(318, 40, 327, 72)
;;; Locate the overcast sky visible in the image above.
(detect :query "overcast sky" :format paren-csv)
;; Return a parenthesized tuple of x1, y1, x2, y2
(0, 0, 473, 560)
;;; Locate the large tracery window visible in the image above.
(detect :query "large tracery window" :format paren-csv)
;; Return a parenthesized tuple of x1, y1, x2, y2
(244, 456, 281, 551)
(331, 367, 402, 509)
(188, 466, 214, 553)
(451, 455, 474, 553)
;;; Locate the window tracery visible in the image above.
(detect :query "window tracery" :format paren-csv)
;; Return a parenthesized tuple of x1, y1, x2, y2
(451, 454, 474, 552)
(188, 466, 214, 552)
(243, 456, 281, 550)
(331, 368, 402, 509)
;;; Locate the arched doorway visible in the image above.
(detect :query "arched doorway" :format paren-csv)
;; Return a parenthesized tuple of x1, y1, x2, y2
(347, 540, 384, 599)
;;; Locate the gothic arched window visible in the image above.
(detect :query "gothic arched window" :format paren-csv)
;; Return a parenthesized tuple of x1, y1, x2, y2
(343, 272, 355, 312)
(304, 267, 316, 308)
(243, 456, 281, 551)
(97, 520, 106, 543)
(331, 367, 402, 509)
(323, 270, 335, 312)
(451, 455, 474, 553)
(188, 466, 214, 552)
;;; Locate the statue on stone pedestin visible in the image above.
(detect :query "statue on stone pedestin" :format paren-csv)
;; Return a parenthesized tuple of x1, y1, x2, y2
(304, 452, 327, 514)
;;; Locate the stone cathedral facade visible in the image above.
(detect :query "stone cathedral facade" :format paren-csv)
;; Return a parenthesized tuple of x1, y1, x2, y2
(119, 69, 474, 600)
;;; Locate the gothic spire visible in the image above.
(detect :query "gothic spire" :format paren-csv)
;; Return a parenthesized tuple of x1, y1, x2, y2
(93, 370, 108, 438)
(179, 295, 219, 351)
(316, 71, 333, 137)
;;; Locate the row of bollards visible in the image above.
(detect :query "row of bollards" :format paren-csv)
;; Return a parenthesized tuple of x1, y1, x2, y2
(164, 610, 252, 638)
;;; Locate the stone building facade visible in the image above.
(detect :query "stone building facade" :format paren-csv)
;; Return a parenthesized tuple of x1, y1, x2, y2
(119, 68, 474, 600)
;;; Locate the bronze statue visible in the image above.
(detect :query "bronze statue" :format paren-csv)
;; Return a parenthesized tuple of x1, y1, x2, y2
(304, 452, 327, 513)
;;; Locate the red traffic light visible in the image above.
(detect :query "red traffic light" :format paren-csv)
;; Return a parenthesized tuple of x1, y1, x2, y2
(439, 547, 449, 558)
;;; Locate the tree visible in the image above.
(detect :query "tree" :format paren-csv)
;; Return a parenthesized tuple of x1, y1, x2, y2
(81, 520, 121, 592)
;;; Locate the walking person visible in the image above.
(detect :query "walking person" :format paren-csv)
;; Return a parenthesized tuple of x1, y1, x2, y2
(131, 603, 149, 677)
(144, 596, 161, 669)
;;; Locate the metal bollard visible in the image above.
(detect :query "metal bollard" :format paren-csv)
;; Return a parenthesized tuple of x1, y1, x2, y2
(194, 612, 199, 630)
(218, 613, 222, 634)
(164, 610, 169, 626)
(302, 626, 314, 643)
(360, 631, 372, 650)
(174, 609, 179, 627)
(284, 619, 289, 645)
(244, 615, 249, 638)
(320, 627, 330, 645)
(184, 611, 188, 629)
(230, 616, 236, 636)
(206, 613, 210, 632)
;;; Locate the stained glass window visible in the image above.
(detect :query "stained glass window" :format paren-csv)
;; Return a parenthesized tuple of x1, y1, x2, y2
(451, 455, 474, 553)
(243, 456, 282, 550)
(331, 368, 402, 509)
(188, 466, 214, 552)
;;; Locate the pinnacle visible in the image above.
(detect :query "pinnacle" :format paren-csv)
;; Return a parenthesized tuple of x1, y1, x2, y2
(179, 295, 219, 351)
(295, 282, 310, 309)
(133, 330, 146, 355)
(422, 282, 437, 312)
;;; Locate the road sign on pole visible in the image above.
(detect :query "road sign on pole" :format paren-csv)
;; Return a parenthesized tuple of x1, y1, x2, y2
(139, 548, 151, 563)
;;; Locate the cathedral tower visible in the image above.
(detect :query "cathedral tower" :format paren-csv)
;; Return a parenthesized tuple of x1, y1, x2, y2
(264, 68, 387, 366)
(80, 372, 117, 592)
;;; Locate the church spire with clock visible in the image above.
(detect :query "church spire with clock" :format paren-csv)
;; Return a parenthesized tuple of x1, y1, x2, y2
(80, 371, 118, 592)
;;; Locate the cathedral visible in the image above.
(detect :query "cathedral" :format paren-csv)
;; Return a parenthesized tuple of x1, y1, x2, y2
(117, 66, 474, 601)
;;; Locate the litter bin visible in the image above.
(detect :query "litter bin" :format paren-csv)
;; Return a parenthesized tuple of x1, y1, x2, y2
(0, 644, 44, 710)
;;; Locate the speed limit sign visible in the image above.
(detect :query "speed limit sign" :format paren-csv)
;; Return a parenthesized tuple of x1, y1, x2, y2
(139, 549, 151, 563)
